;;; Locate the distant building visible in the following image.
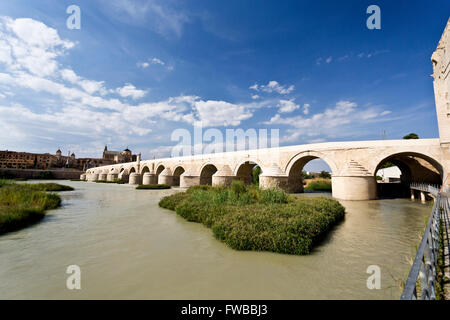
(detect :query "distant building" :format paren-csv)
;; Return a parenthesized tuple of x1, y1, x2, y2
(102, 146, 136, 163)
(376, 166, 402, 183)
(0, 146, 137, 171)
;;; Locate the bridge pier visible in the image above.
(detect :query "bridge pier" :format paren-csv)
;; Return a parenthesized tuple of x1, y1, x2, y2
(287, 176, 304, 193)
(331, 176, 377, 200)
(142, 172, 157, 185)
(212, 165, 236, 187)
(259, 164, 289, 191)
(107, 173, 118, 182)
(411, 189, 415, 200)
(180, 169, 200, 188)
(420, 191, 426, 203)
(129, 173, 141, 185)
(98, 173, 107, 181)
(158, 168, 173, 186)
(119, 173, 129, 183)
(80, 173, 86, 181)
(87, 173, 99, 182)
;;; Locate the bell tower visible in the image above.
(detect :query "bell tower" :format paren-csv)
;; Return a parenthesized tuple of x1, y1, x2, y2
(432, 19, 450, 145)
(432, 19, 450, 186)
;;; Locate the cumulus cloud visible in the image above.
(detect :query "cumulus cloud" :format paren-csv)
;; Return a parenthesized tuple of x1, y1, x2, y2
(0, 16, 257, 156)
(278, 99, 300, 113)
(60, 69, 106, 95)
(192, 100, 253, 127)
(0, 17, 75, 77)
(250, 80, 294, 95)
(115, 83, 148, 100)
(277, 99, 310, 114)
(265, 100, 391, 142)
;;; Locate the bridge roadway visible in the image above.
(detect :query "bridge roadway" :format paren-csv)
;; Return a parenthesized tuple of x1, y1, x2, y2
(82, 138, 449, 201)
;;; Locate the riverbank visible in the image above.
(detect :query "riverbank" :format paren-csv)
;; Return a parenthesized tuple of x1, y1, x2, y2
(0, 180, 74, 234)
(159, 181, 345, 255)
(0, 168, 82, 180)
(304, 178, 332, 191)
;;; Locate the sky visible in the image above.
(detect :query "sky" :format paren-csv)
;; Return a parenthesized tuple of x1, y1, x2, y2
(0, 0, 448, 171)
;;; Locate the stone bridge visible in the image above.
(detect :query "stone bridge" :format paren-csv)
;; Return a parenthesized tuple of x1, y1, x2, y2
(83, 138, 449, 200)
(82, 19, 450, 201)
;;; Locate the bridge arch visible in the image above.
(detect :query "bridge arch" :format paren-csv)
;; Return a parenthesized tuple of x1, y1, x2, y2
(141, 165, 151, 175)
(155, 164, 165, 177)
(199, 163, 218, 185)
(173, 166, 186, 186)
(285, 151, 337, 193)
(373, 151, 443, 185)
(234, 159, 263, 185)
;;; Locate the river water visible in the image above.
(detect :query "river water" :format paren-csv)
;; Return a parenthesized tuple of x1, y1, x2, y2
(0, 180, 432, 299)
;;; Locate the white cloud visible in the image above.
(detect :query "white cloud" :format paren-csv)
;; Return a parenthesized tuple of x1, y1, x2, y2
(278, 99, 300, 113)
(137, 57, 173, 70)
(151, 57, 165, 65)
(251, 94, 260, 100)
(116, 83, 148, 100)
(60, 69, 106, 95)
(303, 103, 310, 115)
(277, 99, 310, 114)
(137, 62, 150, 69)
(265, 100, 391, 142)
(249, 83, 258, 91)
(250, 80, 294, 95)
(192, 100, 253, 127)
(0, 17, 75, 77)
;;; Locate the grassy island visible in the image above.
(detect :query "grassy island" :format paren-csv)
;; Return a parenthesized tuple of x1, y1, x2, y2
(94, 179, 125, 184)
(136, 184, 171, 190)
(159, 181, 345, 255)
(0, 180, 73, 235)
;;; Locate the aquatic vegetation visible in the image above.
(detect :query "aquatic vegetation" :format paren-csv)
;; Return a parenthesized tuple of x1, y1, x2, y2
(0, 181, 73, 234)
(305, 179, 332, 192)
(136, 184, 171, 190)
(159, 181, 345, 255)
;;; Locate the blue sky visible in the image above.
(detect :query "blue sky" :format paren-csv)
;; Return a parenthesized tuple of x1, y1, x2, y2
(0, 0, 448, 171)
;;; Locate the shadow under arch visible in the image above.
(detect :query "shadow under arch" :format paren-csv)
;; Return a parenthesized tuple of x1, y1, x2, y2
(374, 152, 443, 183)
(156, 165, 165, 177)
(199, 164, 218, 185)
(234, 159, 263, 185)
(141, 165, 151, 175)
(173, 166, 185, 186)
(374, 151, 443, 198)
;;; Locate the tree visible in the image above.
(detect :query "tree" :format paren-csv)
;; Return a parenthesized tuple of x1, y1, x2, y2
(403, 133, 419, 139)
(319, 171, 331, 179)
(252, 166, 262, 185)
(301, 171, 310, 179)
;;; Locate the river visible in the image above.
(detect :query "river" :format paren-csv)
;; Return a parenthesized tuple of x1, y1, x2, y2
(0, 180, 432, 299)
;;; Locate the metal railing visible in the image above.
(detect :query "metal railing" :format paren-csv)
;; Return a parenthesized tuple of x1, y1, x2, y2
(400, 193, 446, 300)
(410, 182, 442, 196)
